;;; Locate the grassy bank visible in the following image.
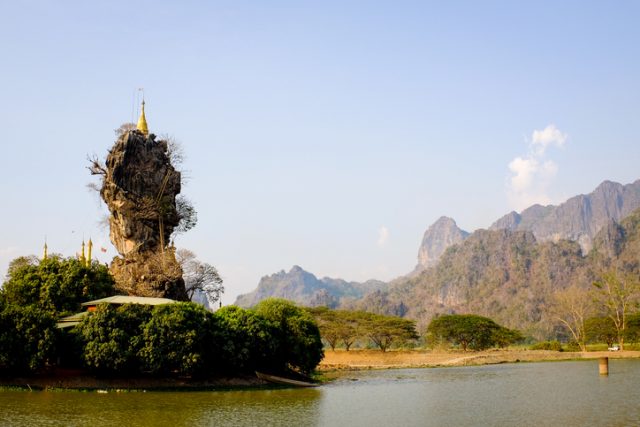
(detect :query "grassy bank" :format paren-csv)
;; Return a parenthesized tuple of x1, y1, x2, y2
(318, 349, 640, 370)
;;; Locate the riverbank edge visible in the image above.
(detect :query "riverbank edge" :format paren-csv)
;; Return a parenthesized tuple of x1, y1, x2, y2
(317, 349, 640, 372)
(0, 374, 276, 392)
(4, 350, 639, 391)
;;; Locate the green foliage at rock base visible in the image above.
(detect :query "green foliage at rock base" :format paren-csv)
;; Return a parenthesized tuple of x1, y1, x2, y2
(2, 256, 115, 316)
(139, 303, 214, 376)
(78, 304, 152, 374)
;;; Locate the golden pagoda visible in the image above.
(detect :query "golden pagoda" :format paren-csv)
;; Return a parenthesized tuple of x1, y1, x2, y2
(137, 99, 149, 136)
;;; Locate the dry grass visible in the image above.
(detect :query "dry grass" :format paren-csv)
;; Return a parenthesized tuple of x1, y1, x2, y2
(319, 349, 640, 371)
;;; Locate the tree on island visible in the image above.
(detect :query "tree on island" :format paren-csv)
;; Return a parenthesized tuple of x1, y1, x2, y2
(176, 249, 224, 306)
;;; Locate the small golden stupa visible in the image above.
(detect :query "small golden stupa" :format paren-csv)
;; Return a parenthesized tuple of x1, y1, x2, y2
(137, 99, 149, 136)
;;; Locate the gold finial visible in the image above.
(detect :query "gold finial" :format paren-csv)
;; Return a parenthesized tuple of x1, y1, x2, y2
(87, 238, 93, 267)
(43, 241, 48, 261)
(136, 99, 149, 136)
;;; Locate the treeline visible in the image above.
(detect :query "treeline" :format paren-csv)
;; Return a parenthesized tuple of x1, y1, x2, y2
(307, 308, 523, 352)
(307, 307, 419, 352)
(0, 256, 323, 376)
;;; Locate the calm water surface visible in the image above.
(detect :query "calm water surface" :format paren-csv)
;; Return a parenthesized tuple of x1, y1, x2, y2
(2, 360, 639, 426)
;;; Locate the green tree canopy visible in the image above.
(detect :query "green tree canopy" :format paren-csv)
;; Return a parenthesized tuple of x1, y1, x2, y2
(0, 303, 56, 373)
(2, 256, 115, 315)
(427, 314, 522, 351)
(254, 298, 324, 374)
(139, 302, 215, 377)
(78, 303, 152, 374)
(211, 306, 281, 374)
(584, 316, 618, 347)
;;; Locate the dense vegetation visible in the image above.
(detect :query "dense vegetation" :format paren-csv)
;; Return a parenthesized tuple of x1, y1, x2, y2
(0, 257, 323, 377)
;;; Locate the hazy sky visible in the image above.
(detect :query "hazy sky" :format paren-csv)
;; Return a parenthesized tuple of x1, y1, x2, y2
(1, 1, 639, 303)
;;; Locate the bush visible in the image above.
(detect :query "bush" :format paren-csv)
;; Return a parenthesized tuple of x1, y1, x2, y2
(254, 298, 324, 374)
(78, 304, 152, 374)
(211, 306, 281, 374)
(2, 256, 114, 315)
(530, 340, 563, 351)
(0, 304, 56, 373)
(139, 302, 215, 376)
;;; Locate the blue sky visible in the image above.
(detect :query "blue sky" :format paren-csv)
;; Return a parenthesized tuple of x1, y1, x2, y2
(1, 1, 639, 303)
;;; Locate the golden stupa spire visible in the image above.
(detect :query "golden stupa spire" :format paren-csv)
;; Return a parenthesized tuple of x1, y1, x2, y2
(87, 238, 93, 267)
(136, 98, 149, 136)
(80, 240, 86, 263)
(43, 240, 48, 261)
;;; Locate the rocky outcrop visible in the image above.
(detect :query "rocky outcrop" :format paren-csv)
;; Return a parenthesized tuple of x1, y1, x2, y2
(415, 216, 469, 272)
(95, 130, 187, 300)
(490, 179, 640, 253)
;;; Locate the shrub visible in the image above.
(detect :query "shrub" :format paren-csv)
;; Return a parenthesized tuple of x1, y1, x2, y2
(211, 306, 281, 374)
(254, 298, 324, 374)
(0, 304, 56, 374)
(78, 303, 152, 374)
(2, 256, 114, 315)
(530, 340, 563, 351)
(139, 302, 215, 376)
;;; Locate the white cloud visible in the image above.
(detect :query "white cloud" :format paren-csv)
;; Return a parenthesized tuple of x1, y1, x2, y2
(507, 125, 567, 211)
(377, 226, 389, 248)
(531, 124, 567, 156)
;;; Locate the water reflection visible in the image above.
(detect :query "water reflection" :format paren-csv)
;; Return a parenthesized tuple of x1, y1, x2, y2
(2, 361, 640, 427)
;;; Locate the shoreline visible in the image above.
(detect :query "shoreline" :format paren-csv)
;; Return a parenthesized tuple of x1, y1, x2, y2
(0, 372, 269, 392)
(3, 349, 640, 391)
(317, 349, 640, 371)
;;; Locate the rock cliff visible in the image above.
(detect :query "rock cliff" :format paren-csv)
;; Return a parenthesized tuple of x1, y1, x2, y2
(92, 130, 188, 300)
(490, 179, 640, 252)
(415, 216, 469, 272)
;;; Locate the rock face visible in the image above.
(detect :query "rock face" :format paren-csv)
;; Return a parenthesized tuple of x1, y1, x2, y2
(98, 130, 187, 300)
(235, 265, 387, 308)
(415, 216, 469, 272)
(490, 180, 640, 253)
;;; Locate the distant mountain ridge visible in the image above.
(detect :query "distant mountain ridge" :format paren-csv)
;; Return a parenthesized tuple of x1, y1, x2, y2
(235, 265, 387, 308)
(490, 179, 640, 253)
(235, 179, 640, 321)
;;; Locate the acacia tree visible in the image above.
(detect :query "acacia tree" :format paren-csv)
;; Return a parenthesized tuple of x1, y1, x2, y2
(592, 270, 640, 350)
(361, 313, 418, 352)
(426, 314, 521, 351)
(550, 285, 594, 351)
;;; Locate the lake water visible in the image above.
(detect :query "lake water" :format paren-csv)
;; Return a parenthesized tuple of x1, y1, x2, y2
(1, 360, 639, 426)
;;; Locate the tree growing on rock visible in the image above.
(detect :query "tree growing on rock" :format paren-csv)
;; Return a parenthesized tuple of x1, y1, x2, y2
(176, 249, 224, 307)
